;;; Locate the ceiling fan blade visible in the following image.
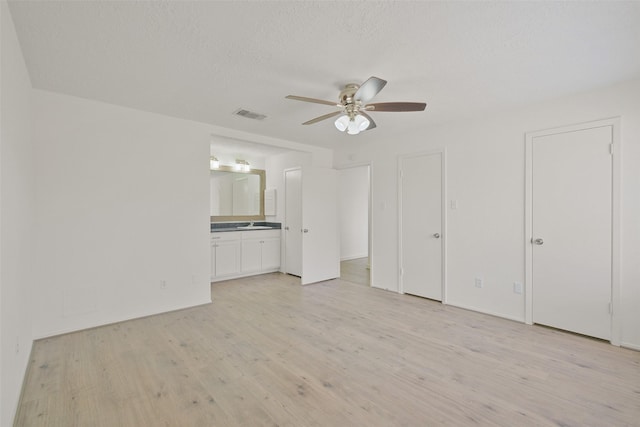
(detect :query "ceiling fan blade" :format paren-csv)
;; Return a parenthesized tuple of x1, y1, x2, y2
(359, 112, 377, 131)
(302, 110, 342, 125)
(366, 102, 427, 112)
(285, 95, 338, 106)
(354, 76, 387, 103)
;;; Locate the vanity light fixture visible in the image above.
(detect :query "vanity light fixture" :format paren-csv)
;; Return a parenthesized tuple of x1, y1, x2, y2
(235, 159, 250, 172)
(210, 156, 220, 169)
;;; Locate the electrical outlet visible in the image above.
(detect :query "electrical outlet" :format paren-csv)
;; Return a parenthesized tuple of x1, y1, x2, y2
(160, 280, 167, 289)
(513, 282, 523, 294)
(475, 278, 483, 288)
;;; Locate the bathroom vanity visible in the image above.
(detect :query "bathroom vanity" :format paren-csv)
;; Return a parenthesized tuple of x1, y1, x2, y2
(210, 223, 281, 282)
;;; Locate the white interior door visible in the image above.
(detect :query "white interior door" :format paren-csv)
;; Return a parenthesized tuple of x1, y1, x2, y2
(284, 169, 302, 276)
(531, 125, 612, 340)
(400, 152, 443, 300)
(301, 167, 339, 285)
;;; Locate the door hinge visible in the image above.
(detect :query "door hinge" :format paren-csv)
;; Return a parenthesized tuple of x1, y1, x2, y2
(609, 144, 614, 155)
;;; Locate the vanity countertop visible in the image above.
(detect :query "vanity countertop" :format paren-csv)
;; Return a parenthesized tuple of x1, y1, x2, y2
(211, 222, 281, 233)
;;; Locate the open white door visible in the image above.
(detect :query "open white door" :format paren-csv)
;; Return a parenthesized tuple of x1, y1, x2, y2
(301, 167, 339, 285)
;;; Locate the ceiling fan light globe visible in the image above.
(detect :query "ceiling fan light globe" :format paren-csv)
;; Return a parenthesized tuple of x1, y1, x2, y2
(355, 114, 370, 131)
(347, 120, 361, 135)
(334, 115, 349, 132)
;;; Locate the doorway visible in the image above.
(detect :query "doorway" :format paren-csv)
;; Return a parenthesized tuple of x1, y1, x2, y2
(337, 164, 371, 286)
(399, 151, 445, 301)
(525, 118, 621, 343)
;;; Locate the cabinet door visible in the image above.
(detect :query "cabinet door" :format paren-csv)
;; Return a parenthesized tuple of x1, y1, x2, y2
(261, 238, 281, 271)
(241, 240, 262, 273)
(215, 240, 241, 277)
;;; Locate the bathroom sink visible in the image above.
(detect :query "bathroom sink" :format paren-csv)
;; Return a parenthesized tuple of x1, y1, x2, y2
(237, 226, 272, 230)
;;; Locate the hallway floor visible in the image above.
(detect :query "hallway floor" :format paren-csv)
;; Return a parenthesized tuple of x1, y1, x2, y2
(340, 257, 369, 286)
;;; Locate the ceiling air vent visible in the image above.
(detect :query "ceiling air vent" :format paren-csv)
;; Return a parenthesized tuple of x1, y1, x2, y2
(233, 108, 267, 121)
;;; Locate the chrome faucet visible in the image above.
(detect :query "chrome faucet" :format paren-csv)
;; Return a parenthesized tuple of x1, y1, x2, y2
(249, 221, 254, 227)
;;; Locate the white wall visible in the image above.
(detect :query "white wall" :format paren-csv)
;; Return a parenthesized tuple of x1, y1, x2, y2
(28, 88, 333, 339)
(31, 90, 213, 338)
(338, 166, 369, 260)
(334, 78, 640, 349)
(0, 3, 36, 425)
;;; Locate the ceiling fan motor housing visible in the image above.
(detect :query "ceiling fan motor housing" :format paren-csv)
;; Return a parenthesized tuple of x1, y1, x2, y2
(339, 84, 359, 103)
(340, 84, 363, 118)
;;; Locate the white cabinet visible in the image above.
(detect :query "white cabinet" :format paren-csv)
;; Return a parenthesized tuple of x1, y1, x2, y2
(261, 238, 281, 270)
(211, 229, 281, 282)
(211, 233, 241, 280)
(241, 239, 262, 272)
(241, 230, 281, 273)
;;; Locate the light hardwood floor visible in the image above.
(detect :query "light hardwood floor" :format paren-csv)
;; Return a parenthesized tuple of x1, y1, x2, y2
(15, 273, 640, 426)
(340, 257, 370, 286)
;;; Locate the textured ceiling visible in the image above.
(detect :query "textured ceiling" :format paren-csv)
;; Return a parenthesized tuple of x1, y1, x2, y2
(8, 1, 640, 151)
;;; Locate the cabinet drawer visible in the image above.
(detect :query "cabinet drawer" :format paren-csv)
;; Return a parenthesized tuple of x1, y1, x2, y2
(241, 229, 281, 240)
(211, 232, 241, 242)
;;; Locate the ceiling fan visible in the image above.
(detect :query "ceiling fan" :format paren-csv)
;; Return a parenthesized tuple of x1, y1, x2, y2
(286, 76, 426, 135)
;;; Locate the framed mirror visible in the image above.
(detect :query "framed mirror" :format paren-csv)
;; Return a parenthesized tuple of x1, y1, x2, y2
(210, 166, 266, 222)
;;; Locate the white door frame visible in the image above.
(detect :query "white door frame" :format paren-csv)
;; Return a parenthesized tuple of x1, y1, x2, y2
(525, 117, 621, 345)
(283, 166, 301, 276)
(336, 162, 374, 287)
(398, 149, 447, 302)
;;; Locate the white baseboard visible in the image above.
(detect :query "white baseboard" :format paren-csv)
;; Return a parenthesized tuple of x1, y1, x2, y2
(371, 284, 400, 293)
(34, 298, 212, 340)
(211, 268, 281, 283)
(621, 341, 640, 351)
(444, 301, 525, 323)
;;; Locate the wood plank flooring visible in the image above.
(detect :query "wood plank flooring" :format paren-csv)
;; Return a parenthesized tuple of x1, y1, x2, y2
(15, 273, 640, 426)
(340, 257, 370, 287)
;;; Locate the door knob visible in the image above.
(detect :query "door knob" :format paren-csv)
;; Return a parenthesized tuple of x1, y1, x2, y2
(303, 229, 309, 233)
(433, 233, 440, 238)
(532, 238, 544, 245)
(285, 226, 289, 230)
